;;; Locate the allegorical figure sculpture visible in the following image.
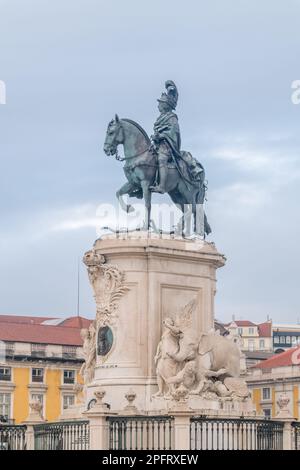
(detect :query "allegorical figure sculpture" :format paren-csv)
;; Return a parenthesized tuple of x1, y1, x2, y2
(154, 300, 250, 402)
(80, 322, 97, 385)
(167, 360, 198, 396)
(103, 80, 211, 236)
(153, 318, 182, 397)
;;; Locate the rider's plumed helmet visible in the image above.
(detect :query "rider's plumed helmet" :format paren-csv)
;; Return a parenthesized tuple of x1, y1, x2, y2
(157, 80, 178, 110)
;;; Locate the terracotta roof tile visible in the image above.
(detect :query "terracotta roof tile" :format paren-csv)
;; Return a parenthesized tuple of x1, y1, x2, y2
(0, 315, 93, 346)
(229, 320, 257, 327)
(58, 317, 92, 329)
(253, 346, 300, 369)
(258, 321, 272, 338)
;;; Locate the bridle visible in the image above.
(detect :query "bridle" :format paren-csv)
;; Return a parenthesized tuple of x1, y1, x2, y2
(108, 120, 150, 162)
(107, 120, 124, 160)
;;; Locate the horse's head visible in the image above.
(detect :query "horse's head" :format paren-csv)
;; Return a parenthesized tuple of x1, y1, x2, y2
(103, 114, 124, 156)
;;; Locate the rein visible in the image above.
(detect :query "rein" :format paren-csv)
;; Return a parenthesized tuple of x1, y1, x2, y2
(115, 146, 149, 162)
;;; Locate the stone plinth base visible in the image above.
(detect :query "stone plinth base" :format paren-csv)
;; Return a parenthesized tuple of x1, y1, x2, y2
(151, 396, 256, 417)
(84, 231, 226, 413)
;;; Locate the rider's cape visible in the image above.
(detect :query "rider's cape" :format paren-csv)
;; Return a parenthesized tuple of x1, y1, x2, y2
(154, 111, 181, 157)
(154, 112, 205, 187)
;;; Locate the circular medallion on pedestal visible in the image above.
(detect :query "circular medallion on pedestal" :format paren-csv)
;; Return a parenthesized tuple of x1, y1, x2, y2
(87, 398, 96, 410)
(97, 325, 113, 356)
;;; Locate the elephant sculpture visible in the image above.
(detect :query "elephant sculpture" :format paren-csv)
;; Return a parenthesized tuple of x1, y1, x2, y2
(168, 330, 241, 382)
(197, 331, 241, 378)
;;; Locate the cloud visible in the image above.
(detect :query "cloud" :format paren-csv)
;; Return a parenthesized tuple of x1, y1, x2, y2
(207, 134, 300, 221)
(212, 141, 299, 179)
(1, 0, 300, 321)
(210, 182, 271, 219)
(49, 204, 99, 233)
(212, 146, 274, 171)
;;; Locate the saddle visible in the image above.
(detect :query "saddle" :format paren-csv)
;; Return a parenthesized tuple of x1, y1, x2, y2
(165, 151, 205, 189)
(127, 150, 205, 198)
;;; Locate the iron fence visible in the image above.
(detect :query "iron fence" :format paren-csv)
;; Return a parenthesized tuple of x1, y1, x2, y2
(0, 424, 27, 450)
(292, 422, 300, 450)
(107, 415, 174, 450)
(190, 417, 284, 450)
(34, 420, 89, 450)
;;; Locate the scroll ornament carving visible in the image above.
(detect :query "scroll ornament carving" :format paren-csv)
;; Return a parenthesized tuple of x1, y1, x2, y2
(83, 249, 130, 327)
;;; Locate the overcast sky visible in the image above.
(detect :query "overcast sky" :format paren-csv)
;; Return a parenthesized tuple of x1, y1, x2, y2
(0, 0, 299, 324)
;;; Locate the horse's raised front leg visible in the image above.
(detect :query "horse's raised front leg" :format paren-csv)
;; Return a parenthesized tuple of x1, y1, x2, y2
(116, 182, 135, 213)
(140, 180, 152, 230)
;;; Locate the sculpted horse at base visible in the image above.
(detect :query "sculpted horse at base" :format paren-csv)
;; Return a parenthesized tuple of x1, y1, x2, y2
(103, 115, 211, 236)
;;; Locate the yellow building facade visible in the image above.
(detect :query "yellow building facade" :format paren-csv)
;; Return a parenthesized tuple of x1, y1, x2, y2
(249, 383, 299, 420)
(0, 314, 90, 424)
(1, 361, 83, 424)
(247, 347, 300, 419)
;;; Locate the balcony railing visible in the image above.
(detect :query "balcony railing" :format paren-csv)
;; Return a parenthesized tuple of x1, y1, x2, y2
(31, 350, 46, 358)
(62, 352, 77, 359)
(32, 375, 44, 383)
(0, 373, 11, 382)
(63, 378, 75, 385)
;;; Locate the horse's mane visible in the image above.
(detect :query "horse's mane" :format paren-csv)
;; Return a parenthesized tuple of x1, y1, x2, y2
(122, 118, 151, 144)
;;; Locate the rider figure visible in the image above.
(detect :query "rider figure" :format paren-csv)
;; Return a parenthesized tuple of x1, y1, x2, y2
(149, 81, 181, 194)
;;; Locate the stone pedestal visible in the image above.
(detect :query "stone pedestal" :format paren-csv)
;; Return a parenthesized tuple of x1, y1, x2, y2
(59, 404, 86, 421)
(152, 395, 256, 416)
(84, 232, 225, 413)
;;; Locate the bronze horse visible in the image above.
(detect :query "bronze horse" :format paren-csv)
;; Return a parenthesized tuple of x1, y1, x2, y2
(103, 115, 211, 236)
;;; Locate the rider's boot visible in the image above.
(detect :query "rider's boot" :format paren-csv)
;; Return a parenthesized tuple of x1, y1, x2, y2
(150, 165, 168, 193)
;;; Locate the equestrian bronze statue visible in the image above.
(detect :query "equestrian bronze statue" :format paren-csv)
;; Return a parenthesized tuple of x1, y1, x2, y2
(103, 80, 211, 237)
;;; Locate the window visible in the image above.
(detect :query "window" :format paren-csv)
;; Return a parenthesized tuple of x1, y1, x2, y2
(63, 394, 75, 410)
(249, 327, 254, 335)
(62, 346, 77, 359)
(292, 336, 297, 344)
(286, 336, 291, 344)
(248, 340, 254, 351)
(32, 368, 44, 383)
(238, 328, 243, 336)
(0, 393, 11, 420)
(63, 370, 75, 384)
(31, 343, 46, 357)
(280, 336, 285, 344)
(274, 336, 279, 344)
(262, 387, 271, 400)
(259, 339, 265, 350)
(263, 408, 271, 419)
(5, 342, 15, 356)
(0, 367, 11, 381)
